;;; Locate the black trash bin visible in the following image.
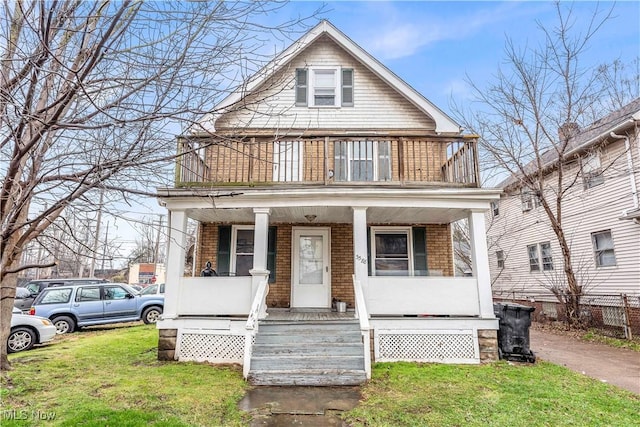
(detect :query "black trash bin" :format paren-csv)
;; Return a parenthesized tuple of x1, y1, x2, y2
(493, 302, 536, 363)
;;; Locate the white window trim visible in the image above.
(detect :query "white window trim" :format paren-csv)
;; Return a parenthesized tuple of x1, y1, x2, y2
(591, 230, 617, 268)
(230, 225, 254, 275)
(370, 226, 414, 276)
(308, 66, 342, 108)
(527, 242, 554, 272)
(582, 152, 604, 189)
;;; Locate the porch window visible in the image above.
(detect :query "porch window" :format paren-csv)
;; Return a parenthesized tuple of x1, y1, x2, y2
(371, 228, 412, 276)
(592, 230, 616, 267)
(273, 141, 302, 181)
(217, 226, 277, 282)
(231, 226, 254, 276)
(334, 140, 391, 182)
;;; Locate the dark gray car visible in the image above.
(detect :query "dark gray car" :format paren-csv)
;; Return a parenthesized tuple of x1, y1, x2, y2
(14, 278, 107, 312)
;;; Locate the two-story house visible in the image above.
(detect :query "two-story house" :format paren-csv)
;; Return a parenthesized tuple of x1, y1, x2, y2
(488, 98, 640, 333)
(156, 20, 501, 385)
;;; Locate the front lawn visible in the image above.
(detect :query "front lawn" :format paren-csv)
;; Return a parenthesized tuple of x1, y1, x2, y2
(2, 324, 638, 426)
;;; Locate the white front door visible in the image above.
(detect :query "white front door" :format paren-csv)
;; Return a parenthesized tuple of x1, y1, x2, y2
(291, 227, 331, 308)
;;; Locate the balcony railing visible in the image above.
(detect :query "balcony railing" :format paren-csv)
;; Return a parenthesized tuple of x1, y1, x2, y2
(176, 136, 479, 187)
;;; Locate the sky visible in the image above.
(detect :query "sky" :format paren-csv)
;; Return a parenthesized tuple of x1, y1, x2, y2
(109, 1, 640, 265)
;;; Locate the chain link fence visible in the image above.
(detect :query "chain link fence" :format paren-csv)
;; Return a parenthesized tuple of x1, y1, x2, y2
(493, 293, 640, 340)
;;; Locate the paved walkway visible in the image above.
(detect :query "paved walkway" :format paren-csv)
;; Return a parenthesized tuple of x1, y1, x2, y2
(529, 328, 640, 394)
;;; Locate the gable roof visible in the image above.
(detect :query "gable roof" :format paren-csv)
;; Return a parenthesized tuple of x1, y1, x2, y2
(200, 20, 460, 135)
(500, 97, 640, 189)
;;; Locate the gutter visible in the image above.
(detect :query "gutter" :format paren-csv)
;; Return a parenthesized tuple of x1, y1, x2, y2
(610, 123, 640, 223)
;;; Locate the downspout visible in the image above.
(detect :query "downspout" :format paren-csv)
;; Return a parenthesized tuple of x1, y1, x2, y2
(610, 131, 639, 215)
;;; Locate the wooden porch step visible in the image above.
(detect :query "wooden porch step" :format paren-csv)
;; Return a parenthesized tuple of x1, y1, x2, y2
(251, 355, 364, 371)
(248, 319, 367, 386)
(248, 369, 367, 386)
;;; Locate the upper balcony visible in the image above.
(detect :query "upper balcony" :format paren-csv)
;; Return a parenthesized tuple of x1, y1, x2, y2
(175, 135, 479, 188)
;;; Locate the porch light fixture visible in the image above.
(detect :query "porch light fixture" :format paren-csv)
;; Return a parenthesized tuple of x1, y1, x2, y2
(304, 214, 317, 222)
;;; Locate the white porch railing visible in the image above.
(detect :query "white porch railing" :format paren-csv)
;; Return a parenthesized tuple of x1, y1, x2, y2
(176, 277, 252, 316)
(352, 275, 371, 379)
(365, 277, 480, 316)
(243, 279, 269, 378)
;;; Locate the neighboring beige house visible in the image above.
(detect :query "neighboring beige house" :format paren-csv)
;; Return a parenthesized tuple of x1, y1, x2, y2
(488, 99, 640, 319)
(128, 263, 165, 285)
(156, 20, 501, 385)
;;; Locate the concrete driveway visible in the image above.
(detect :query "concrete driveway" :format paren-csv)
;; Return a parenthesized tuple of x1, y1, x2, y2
(529, 328, 640, 394)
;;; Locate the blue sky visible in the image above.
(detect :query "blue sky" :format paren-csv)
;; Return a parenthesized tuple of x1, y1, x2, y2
(274, 1, 639, 117)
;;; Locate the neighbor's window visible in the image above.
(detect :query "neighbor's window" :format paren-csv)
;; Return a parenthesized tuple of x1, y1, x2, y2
(496, 250, 505, 269)
(334, 140, 391, 182)
(371, 228, 411, 276)
(295, 67, 354, 107)
(527, 243, 554, 272)
(582, 152, 604, 189)
(592, 230, 616, 267)
(491, 201, 500, 217)
(540, 242, 554, 271)
(232, 226, 254, 276)
(527, 244, 540, 272)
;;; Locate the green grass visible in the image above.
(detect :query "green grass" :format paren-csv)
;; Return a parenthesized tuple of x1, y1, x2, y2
(582, 331, 640, 352)
(2, 325, 639, 426)
(1, 324, 248, 427)
(344, 362, 640, 427)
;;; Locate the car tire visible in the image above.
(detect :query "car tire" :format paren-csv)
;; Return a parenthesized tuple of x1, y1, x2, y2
(52, 316, 75, 334)
(8, 327, 36, 353)
(142, 306, 162, 324)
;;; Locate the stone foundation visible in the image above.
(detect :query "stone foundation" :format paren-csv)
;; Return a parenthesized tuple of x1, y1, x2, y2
(478, 329, 498, 363)
(158, 329, 178, 361)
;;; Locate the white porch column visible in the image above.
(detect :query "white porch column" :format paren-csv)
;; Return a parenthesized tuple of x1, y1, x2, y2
(250, 208, 271, 302)
(352, 207, 369, 283)
(162, 209, 187, 319)
(468, 210, 494, 318)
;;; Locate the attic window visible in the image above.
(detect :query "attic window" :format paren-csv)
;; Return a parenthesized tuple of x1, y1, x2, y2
(295, 67, 354, 107)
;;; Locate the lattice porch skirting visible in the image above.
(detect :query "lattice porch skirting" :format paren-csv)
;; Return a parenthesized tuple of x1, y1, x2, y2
(375, 329, 479, 364)
(176, 330, 250, 364)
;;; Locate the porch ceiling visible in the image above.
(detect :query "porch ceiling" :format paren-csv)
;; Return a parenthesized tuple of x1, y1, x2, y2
(159, 186, 502, 225)
(187, 206, 468, 225)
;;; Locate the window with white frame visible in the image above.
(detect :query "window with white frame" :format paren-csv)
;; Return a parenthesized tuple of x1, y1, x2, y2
(295, 67, 354, 107)
(527, 242, 554, 272)
(591, 230, 616, 267)
(540, 242, 553, 271)
(491, 201, 500, 217)
(496, 250, 505, 269)
(334, 140, 391, 182)
(521, 190, 541, 212)
(231, 226, 254, 276)
(527, 244, 540, 272)
(273, 141, 302, 181)
(582, 152, 604, 189)
(371, 228, 412, 276)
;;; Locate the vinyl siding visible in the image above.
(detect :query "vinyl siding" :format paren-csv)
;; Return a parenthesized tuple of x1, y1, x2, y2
(488, 135, 640, 299)
(215, 34, 435, 131)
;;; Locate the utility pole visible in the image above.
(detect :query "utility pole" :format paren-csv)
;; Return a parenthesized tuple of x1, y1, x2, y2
(101, 221, 109, 273)
(89, 190, 104, 277)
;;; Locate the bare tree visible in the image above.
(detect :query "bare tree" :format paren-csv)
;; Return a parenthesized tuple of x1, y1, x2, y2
(455, 2, 638, 325)
(0, 0, 319, 370)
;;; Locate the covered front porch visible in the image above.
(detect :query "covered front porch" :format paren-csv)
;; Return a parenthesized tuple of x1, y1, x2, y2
(156, 186, 500, 382)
